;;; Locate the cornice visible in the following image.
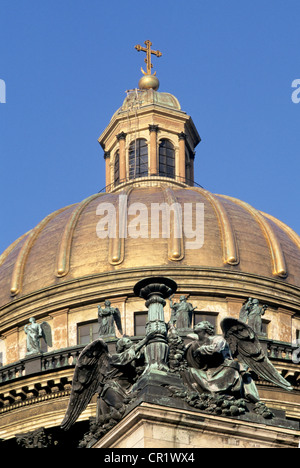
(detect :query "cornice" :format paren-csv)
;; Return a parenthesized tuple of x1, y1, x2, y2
(0, 266, 300, 335)
(98, 104, 199, 147)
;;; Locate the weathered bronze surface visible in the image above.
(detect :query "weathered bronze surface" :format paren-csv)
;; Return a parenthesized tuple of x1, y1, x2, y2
(134, 276, 177, 373)
(239, 297, 268, 335)
(24, 318, 52, 355)
(98, 300, 123, 337)
(60, 277, 294, 447)
(170, 294, 196, 329)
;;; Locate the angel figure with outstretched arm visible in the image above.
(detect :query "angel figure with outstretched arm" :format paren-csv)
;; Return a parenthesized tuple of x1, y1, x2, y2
(98, 300, 123, 337)
(61, 333, 154, 431)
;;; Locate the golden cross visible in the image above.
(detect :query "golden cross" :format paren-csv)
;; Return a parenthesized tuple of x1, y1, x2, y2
(135, 40, 162, 76)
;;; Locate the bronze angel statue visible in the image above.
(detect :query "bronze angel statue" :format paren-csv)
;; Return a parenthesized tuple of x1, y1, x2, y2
(61, 333, 153, 431)
(183, 318, 292, 404)
(169, 295, 196, 329)
(98, 300, 123, 337)
(24, 318, 52, 355)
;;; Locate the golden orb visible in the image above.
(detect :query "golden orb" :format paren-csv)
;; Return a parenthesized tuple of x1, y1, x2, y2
(138, 74, 160, 91)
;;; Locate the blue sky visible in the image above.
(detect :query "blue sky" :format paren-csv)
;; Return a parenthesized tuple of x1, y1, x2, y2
(0, 0, 300, 253)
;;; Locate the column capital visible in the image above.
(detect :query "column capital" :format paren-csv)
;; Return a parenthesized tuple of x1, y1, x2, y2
(103, 151, 110, 160)
(149, 124, 159, 133)
(178, 132, 186, 141)
(0, 327, 19, 340)
(116, 131, 127, 141)
(48, 308, 69, 319)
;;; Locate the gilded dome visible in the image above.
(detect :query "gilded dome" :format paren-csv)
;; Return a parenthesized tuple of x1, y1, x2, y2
(1, 41, 299, 449)
(1, 180, 300, 311)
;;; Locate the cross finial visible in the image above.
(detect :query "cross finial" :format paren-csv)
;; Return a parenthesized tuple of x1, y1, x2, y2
(135, 40, 162, 76)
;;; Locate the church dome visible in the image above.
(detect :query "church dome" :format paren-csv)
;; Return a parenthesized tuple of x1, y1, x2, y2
(1, 180, 300, 313)
(109, 89, 182, 123)
(119, 89, 181, 113)
(0, 41, 299, 447)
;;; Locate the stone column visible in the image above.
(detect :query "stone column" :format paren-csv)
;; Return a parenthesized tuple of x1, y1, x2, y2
(178, 132, 186, 183)
(104, 151, 111, 191)
(117, 132, 127, 183)
(149, 124, 159, 176)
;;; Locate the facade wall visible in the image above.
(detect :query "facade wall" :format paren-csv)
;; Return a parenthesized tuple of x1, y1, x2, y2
(1, 289, 298, 365)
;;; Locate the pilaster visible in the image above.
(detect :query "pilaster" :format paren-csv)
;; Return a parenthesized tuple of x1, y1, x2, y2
(178, 132, 186, 182)
(1, 328, 19, 364)
(149, 124, 159, 176)
(49, 309, 69, 350)
(116, 132, 127, 182)
(103, 151, 111, 190)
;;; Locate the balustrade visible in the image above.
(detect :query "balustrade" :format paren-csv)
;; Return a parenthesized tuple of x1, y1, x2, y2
(0, 339, 297, 387)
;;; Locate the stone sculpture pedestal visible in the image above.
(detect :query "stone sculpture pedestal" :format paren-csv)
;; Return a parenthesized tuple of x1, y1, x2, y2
(93, 400, 300, 449)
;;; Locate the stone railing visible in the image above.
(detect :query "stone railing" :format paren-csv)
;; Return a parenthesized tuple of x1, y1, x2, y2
(0, 338, 297, 386)
(266, 339, 296, 362)
(0, 345, 85, 384)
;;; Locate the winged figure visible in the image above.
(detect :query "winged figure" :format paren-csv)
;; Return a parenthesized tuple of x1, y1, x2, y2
(41, 321, 52, 348)
(221, 318, 292, 391)
(61, 334, 150, 431)
(169, 295, 196, 329)
(183, 318, 292, 404)
(24, 318, 52, 355)
(98, 300, 123, 337)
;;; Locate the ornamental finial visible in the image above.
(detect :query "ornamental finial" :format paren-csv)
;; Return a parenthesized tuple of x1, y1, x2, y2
(135, 40, 162, 90)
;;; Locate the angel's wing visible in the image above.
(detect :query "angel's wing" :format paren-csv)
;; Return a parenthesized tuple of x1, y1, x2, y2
(61, 339, 111, 431)
(188, 304, 195, 326)
(113, 308, 123, 335)
(221, 318, 292, 392)
(41, 322, 52, 347)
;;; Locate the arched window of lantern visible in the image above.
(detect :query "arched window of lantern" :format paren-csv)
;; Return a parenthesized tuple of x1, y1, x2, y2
(114, 150, 120, 186)
(129, 139, 148, 179)
(158, 139, 175, 178)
